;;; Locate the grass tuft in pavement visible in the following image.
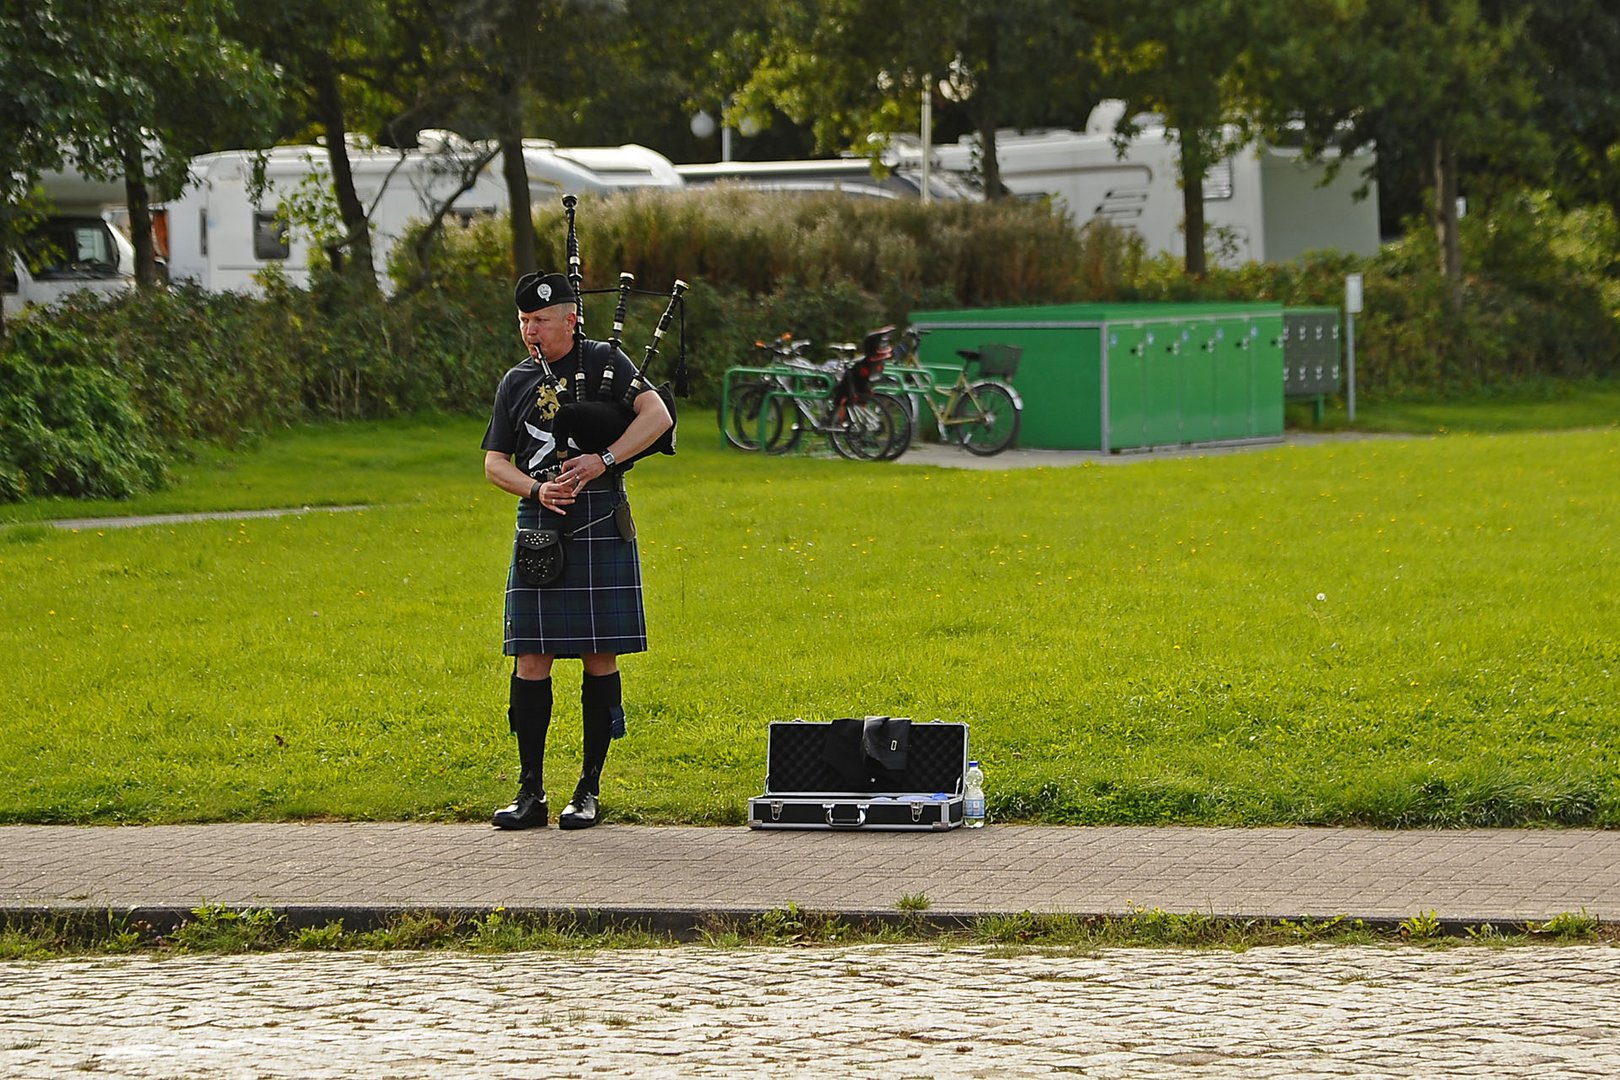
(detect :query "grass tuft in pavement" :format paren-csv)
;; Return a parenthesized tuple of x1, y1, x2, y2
(1, 904, 1610, 960)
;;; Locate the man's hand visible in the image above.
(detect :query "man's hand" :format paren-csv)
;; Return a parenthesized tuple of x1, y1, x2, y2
(537, 473, 581, 514)
(556, 453, 606, 488)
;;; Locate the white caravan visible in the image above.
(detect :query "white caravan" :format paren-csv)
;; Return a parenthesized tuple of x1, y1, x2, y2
(676, 157, 978, 201)
(3, 169, 136, 319)
(529, 141, 684, 193)
(162, 135, 683, 293)
(929, 102, 1381, 265)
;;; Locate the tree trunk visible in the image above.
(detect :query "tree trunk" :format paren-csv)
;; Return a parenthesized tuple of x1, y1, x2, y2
(974, 20, 1002, 201)
(501, 132, 535, 276)
(1179, 130, 1208, 278)
(118, 136, 160, 289)
(1430, 136, 1469, 386)
(978, 120, 1002, 200)
(313, 58, 377, 292)
(1433, 136, 1463, 312)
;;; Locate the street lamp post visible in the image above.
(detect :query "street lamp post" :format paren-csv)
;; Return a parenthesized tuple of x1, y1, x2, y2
(691, 103, 754, 163)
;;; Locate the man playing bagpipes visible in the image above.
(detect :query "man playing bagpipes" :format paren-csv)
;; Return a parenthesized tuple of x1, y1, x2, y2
(480, 269, 673, 830)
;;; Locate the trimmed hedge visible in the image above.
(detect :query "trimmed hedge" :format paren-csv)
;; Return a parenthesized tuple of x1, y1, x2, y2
(2, 186, 1617, 501)
(1119, 195, 1620, 399)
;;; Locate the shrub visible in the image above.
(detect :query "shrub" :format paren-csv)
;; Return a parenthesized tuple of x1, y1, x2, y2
(1121, 207, 1620, 400)
(0, 321, 167, 500)
(3, 187, 1616, 502)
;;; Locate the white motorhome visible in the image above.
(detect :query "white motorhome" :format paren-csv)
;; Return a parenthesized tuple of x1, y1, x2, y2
(163, 135, 683, 293)
(528, 141, 684, 193)
(676, 157, 978, 201)
(929, 102, 1380, 265)
(3, 169, 136, 319)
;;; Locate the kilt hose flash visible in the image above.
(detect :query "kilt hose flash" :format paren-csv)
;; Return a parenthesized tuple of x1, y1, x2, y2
(504, 487, 647, 657)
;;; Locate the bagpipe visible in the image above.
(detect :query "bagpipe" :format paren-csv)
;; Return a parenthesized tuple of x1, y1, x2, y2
(534, 193, 688, 465)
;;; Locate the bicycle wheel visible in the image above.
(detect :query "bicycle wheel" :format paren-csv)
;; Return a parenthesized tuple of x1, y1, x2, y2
(871, 392, 915, 460)
(828, 396, 898, 460)
(727, 383, 794, 452)
(722, 382, 763, 449)
(950, 380, 1020, 455)
(762, 394, 806, 456)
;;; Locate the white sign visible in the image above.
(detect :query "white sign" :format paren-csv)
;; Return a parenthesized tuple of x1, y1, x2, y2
(1345, 272, 1364, 314)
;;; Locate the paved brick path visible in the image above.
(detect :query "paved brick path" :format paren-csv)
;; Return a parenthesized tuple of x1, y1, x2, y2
(4, 823, 1618, 927)
(44, 504, 370, 531)
(6, 823, 1620, 1078)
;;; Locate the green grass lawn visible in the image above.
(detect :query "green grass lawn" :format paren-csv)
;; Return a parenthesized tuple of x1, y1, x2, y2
(2, 408, 1617, 827)
(1290, 376, 1620, 434)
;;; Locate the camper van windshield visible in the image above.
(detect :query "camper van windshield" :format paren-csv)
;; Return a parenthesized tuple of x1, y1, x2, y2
(22, 217, 121, 279)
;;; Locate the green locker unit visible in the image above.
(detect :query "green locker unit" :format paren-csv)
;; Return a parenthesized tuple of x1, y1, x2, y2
(908, 301, 1287, 452)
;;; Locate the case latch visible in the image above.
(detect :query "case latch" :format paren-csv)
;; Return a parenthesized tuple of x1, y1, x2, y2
(770, 800, 783, 821)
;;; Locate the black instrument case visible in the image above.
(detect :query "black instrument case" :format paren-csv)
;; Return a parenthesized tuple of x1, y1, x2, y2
(748, 718, 968, 831)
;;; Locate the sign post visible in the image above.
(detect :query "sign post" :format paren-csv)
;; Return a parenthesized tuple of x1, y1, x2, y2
(1344, 273, 1363, 424)
(920, 78, 933, 205)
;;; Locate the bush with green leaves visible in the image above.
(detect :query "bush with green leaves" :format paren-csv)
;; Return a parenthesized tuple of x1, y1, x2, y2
(0, 321, 166, 500)
(392, 188, 1089, 402)
(1122, 199, 1620, 400)
(2, 187, 1616, 502)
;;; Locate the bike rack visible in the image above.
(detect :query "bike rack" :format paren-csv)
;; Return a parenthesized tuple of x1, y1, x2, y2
(720, 364, 838, 451)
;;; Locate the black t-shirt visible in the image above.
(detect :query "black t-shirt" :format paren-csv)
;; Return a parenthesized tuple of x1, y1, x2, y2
(481, 341, 642, 476)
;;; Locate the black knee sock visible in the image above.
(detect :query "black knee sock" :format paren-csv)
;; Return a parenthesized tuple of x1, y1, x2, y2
(509, 674, 552, 795)
(579, 671, 623, 797)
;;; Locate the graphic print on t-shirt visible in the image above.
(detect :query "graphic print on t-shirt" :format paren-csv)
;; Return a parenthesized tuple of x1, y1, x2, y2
(523, 421, 556, 471)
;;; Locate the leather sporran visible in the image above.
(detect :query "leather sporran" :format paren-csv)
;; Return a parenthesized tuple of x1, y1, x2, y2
(515, 528, 565, 587)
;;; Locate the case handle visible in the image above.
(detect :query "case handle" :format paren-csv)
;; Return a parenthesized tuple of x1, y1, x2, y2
(824, 803, 867, 829)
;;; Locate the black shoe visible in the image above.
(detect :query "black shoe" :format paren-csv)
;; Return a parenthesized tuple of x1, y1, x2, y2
(492, 791, 548, 829)
(559, 792, 599, 830)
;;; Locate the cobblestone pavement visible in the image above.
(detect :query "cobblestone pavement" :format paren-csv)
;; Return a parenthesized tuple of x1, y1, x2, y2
(4, 944, 1619, 1078)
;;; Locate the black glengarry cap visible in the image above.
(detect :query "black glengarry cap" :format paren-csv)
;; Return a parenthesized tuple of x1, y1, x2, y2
(515, 272, 575, 312)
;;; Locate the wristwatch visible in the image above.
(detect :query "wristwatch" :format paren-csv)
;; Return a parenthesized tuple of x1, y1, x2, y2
(600, 449, 617, 469)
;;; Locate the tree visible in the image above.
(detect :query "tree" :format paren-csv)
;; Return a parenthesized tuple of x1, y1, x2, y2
(228, 0, 398, 293)
(1496, 0, 1620, 228)
(0, 2, 118, 334)
(733, 0, 1094, 197)
(1092, 0, 1282, 277)
(388, 0, 619, 276)
(65, 0, 279, 288)
(1258, 0, 1537, 302)
(557, 0, 813, 164)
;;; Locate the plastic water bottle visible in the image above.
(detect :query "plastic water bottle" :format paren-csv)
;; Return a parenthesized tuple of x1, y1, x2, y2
(964, 760, 986, 828)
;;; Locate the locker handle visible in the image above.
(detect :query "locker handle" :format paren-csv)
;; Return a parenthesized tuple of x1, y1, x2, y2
(824, 803, 867, 828)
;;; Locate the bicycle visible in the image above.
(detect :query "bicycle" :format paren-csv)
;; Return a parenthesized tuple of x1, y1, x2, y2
(880, 329, 1023, 456)
(721, 335, 817, 451)
(724, 328, 913, 460)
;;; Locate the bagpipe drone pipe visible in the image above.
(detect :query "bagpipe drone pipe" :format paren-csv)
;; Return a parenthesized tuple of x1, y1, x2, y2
(540, 194, 687, 465)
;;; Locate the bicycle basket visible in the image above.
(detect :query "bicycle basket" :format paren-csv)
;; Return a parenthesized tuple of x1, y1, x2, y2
(968, 344, 1022, 379)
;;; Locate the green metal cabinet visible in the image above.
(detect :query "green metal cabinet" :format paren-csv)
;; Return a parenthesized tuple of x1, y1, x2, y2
(908, 301, 1289, 452)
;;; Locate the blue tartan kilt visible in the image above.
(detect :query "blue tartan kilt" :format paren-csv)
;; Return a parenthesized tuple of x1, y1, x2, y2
(504, 488, 647, 657)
